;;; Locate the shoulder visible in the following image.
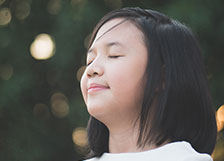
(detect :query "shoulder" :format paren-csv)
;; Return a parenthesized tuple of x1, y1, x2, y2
(154, 141, 213, 161)
(181, 154, 212, 161)
(81, 141, 213, 161)
(82, 157, 100, 161)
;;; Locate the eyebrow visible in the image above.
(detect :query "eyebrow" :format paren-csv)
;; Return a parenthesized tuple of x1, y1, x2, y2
(87, 41, 125, 54)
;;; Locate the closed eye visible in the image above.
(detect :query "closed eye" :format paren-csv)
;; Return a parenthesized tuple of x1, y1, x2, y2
(87, 55, 123, 65)
(108, 55, 123, 58)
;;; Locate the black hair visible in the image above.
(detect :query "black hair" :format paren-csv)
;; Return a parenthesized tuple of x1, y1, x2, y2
(84, 7, 217, 158)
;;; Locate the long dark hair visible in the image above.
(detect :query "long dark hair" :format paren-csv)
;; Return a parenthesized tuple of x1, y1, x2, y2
(84, 7, 217, 158)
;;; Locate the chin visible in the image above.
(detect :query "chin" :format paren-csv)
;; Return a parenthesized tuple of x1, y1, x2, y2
(87, 105, 104, 117)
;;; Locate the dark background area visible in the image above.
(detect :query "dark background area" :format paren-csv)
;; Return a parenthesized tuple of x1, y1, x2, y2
(0, 0, 223, 161)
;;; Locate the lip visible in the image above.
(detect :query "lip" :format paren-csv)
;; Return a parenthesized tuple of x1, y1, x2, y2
(87, 83, 109, 94)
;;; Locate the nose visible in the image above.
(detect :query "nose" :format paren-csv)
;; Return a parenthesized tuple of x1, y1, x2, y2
(86, 60, 104, 78)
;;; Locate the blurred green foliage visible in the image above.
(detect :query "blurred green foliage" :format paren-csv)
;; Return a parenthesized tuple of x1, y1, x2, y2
(0, 0, 223, 161)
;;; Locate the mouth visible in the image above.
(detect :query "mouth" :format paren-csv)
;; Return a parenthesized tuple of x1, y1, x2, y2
(87, 84, 110, 94)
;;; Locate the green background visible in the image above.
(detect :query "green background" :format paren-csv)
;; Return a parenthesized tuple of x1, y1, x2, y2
(0, 0, 223, 161)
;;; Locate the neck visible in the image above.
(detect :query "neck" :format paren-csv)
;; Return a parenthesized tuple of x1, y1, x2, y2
(108, 120, 157, 153)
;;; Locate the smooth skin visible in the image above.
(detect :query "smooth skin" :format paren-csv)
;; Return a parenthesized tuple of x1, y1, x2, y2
(81, 18, 158, 153)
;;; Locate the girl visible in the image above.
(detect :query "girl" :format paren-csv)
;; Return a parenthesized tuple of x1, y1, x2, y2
(80, 7, 217, 161)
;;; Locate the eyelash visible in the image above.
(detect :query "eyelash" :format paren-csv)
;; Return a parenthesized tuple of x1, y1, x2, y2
(87, 55, 122, 66)
(108, 55, 121, 58)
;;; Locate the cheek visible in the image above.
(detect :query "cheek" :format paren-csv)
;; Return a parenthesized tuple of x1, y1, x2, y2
(80, 72, 87, 104)
(108, 61, 146, 107)
(110, 60, 145, 90)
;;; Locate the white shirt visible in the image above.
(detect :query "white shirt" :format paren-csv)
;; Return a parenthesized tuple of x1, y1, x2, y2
(83, 141, 212, 161)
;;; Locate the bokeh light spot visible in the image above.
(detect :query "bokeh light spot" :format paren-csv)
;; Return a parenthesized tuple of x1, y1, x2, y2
(216, 105, 224, 132)
(76, 66, 86, 81)
(30, 33, 56, 60)
(33, 103, 51, 120)
(217, 118, 223, 132)
(0, 64, 13, 80)
(50, 92, 69, 118)
(217, 105, 224, 122)
(0, 8, 12, 26)
(15, 1, 31, 20)
(51, 92, 67, 102)
(72, 127, 87, 147)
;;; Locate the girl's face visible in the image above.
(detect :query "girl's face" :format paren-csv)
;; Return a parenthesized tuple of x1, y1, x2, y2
(80, 18, 148, 126)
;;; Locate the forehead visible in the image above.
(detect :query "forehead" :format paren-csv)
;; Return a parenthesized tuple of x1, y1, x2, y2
(89, 18, 144, 50)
